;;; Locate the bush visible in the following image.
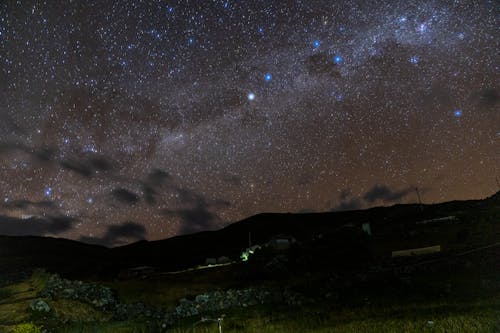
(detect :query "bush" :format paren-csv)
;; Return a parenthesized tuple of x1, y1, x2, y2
(12, 323, 43, 333)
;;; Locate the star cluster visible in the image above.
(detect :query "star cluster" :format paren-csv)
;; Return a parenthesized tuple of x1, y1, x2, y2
(0, 0, 498, 245)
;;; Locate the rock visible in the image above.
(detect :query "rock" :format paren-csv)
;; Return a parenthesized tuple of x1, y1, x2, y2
(30, 299, 50, 313)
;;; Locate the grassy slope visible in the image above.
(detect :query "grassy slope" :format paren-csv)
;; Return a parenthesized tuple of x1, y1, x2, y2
(0, 194, 498, 332)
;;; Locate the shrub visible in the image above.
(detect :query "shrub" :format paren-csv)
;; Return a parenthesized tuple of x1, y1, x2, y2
(12, 323, 43, 333)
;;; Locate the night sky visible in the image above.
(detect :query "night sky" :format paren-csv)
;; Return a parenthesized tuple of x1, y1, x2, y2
(0, 0, 498, 246)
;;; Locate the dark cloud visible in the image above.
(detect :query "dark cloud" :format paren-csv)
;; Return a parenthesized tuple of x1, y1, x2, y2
(60, 159, 94, 177)
(142, 169, 171, 205)
(339, 189, 352, 201)
(0, 141, 113, 178)
(478, 88, 499, 107)
(334, 198, 363, 211)
(332, 185, 415, 211)
(161, 187, 230, 234)
(79, 221, 146, 247)
(2, 200, 56, 210)
(305, 53, 341, 78)
(363, 184, 413, 204)
(88, 155, 113, 172)
(146, 169, 171, 185)
(60, 155, 113, 178)
(0, 200, 62, 220)
(0, 215, 74, 236)
(111, 188, 140, 205)
(0, 142, 54, 163)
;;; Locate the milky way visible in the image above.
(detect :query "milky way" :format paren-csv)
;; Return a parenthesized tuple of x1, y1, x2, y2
(0, 0, 498, 246)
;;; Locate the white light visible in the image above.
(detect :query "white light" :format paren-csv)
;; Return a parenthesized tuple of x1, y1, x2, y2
(247, 92, 255, 101)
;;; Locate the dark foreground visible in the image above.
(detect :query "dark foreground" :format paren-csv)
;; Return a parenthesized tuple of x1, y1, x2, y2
(0, 192, 499, 332)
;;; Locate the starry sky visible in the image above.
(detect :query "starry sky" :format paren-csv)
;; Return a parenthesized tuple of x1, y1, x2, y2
(0, 0, 498, 246)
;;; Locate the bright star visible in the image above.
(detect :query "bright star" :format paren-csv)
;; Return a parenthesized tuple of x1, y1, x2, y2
(333, 55, 343, 64)
(409, 56, 419, 64)
(44, 187, 53, 197)
(248, 92, 256, 101)
(313, 40, 321, 48)
(417, 23, 427, 33)
(453, 109, 463, 117)
(264, 73, 272, 81)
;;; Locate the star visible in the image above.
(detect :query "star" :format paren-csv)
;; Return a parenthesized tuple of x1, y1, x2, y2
(409, 56, 420, 64)
(264, 73, 272, 82)
(247, 92, 256, 101)
(333, 55, 343, 64)
(44, 187, 53, 198)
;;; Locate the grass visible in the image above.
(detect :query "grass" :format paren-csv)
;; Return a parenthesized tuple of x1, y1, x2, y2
(26, 297, 497, 333)
(103, 265, 244, 310)
(53, 320, 157, 333)
(0, 200, 497, 332)
(162, 299, 500, 333)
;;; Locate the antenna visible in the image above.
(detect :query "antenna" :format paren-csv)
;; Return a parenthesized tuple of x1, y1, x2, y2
(415, 187, 423, 212)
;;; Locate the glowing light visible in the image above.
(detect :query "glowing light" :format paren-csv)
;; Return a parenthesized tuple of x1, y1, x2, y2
(264, 73, 272, 81)
(247, 92, 255, 101)
(333, 55, 343, 64)
(453, 109, 463, 117)
(313, 40, 321, 48)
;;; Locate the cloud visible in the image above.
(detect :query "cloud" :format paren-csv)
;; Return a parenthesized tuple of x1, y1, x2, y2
(142, 169, 172, 205)
(478, 88, 499, 107)
(0, 142, 54, 163)
(332, 185, 415, 211)
(305, 53, 341, 78)
(362, 184, 413, 204)
(0, 215, 74, 236)
(2, 200, 57, 210)
(60, 154, 113, 178)
(111, 188, 140, 205)
(334, 198, 363, 211)
(161, 187, 230, 234)
(79, 221, 146, 247)
(0, 141, 113, 178)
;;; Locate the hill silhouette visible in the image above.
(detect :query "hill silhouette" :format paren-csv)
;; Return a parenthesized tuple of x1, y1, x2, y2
(0, 191, 498, 280)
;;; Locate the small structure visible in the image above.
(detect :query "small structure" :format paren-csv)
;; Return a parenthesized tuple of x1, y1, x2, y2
(268, 234, 296, 251)
(204, 258, 217, 265)
(361, 223, 372, 236)
(392, 245, 441, 258)
(118, 266, 156, 279)
(217, 256, 231, 264)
